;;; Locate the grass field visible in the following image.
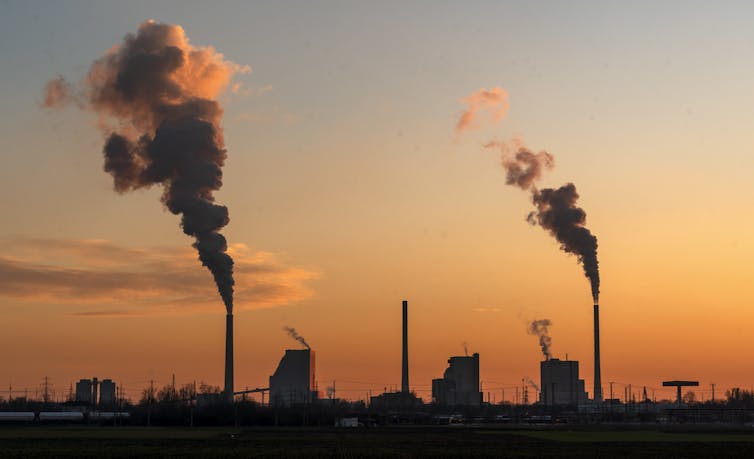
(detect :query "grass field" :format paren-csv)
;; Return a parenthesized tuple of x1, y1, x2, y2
(1, 426, 754, 458)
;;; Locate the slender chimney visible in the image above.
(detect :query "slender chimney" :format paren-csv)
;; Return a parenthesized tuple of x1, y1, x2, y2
(225, 312, 234, 402)
(593, 304, 602, 402)
(401, 300, 409, 393)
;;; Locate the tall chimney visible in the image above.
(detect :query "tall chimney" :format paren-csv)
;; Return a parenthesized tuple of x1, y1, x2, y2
(593, 304, 602, 402)
(225, 312, 234, 402)
(401, 300, 409, 394)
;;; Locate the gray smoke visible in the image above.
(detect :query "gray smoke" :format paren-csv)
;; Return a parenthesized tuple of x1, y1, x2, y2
(485, 140, 554, 190)
(485, 139, 600, 302)
(528, 184, 600, 302)
(283, 326, 310, 349)
(527, 319, 553, 360)
(526, 377, 540, 391)
(42, 21, 249, 313)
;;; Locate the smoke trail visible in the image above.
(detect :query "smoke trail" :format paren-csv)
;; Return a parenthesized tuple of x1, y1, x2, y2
(456, 87, 509, 134)
(527, 319, 553, 360)
(484, 140, 554, 190)
(526, 378, 540, 392)
(462, 341, 469, 356)
(283, 326, 310, 349)
(43, 21, 250, 312)
(480, 126, 599, 303)
(528, 184, 600, 302)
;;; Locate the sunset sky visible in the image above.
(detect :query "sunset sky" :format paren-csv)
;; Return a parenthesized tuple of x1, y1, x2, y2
(2, 1, 754, 403)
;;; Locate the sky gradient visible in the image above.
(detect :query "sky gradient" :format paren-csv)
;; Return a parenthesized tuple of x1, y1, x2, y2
(2, 1, 754, 403)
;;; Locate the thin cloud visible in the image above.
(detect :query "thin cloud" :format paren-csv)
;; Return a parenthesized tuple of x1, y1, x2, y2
(0, 238, 319, 315)
(68, 310, 136, 318)
(471, 307, 501, 313)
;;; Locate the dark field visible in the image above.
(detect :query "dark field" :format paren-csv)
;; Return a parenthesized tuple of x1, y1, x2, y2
(2, 426, 754, 458)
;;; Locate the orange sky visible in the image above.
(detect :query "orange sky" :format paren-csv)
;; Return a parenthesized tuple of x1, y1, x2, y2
(3, 3, 754, 404)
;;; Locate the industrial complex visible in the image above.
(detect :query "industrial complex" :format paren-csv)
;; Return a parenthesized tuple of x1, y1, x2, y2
(2, 299, 728, 427)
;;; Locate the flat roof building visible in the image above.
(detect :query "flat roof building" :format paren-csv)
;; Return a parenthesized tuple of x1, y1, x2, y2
(269, 349, 316, 406)
(432, 353, 482, 406)
(540, 359, 587, 406)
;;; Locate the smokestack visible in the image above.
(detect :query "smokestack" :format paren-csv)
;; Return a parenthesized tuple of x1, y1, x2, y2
(593, 304, 602, 402)
(401, 300, 409, 394)
(225, 312, 234, 402)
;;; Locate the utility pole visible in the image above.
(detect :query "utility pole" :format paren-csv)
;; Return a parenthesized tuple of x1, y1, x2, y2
(42, 376, 51, 404)
(711, 383, 716, 403)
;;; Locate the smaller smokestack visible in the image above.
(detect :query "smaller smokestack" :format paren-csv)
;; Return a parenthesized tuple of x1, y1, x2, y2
(593, 304, 602, 402)
(401, 300, 409, 394)
(225, 313, 234, 402)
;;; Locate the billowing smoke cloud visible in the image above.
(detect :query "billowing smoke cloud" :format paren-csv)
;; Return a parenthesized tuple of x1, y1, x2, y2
(283, 326, 310, 349)
(456, 87, 509, 133)
(528, 185, 600, 302)
(43, 21, 250, 313)
(527, 319, 553, 360)
(485, 140, 554, 190)
(463, 88, 600, 302)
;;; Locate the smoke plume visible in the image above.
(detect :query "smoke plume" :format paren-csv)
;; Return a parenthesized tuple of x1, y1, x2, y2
(283, 326, 310, 349)
(469, 93, 600, 302)
(456, 87, 509, 133)
(462, 341, 469, 356)
(43, 21, 250, 313)
(526, 378, 540, 392)
(528, 184, 600, 302)
(527, 319, 553, 360)
(484, 140, 554, 190)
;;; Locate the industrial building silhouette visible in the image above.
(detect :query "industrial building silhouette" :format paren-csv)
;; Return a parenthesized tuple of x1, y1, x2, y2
(269, 349, 316, 406)
(539, 359, 588, 406)
(432, 353, 482, 406)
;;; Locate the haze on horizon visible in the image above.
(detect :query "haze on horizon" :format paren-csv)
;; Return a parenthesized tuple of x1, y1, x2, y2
(1, 1, 754, 403)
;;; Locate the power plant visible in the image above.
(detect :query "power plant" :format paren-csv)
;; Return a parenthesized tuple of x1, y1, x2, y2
(540, 359, 588, 406)
(269, 349, 316, 406)
(432, 353, 482, 406)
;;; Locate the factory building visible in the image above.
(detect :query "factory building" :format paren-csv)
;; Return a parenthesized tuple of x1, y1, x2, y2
(75, 377, 116, 406)
(99, 379, 116, 406)
(432, 353, 482, 406)
(269, 349, 316, 406)
(540, 358, 588, 406)
(75, 379, 94, 404)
